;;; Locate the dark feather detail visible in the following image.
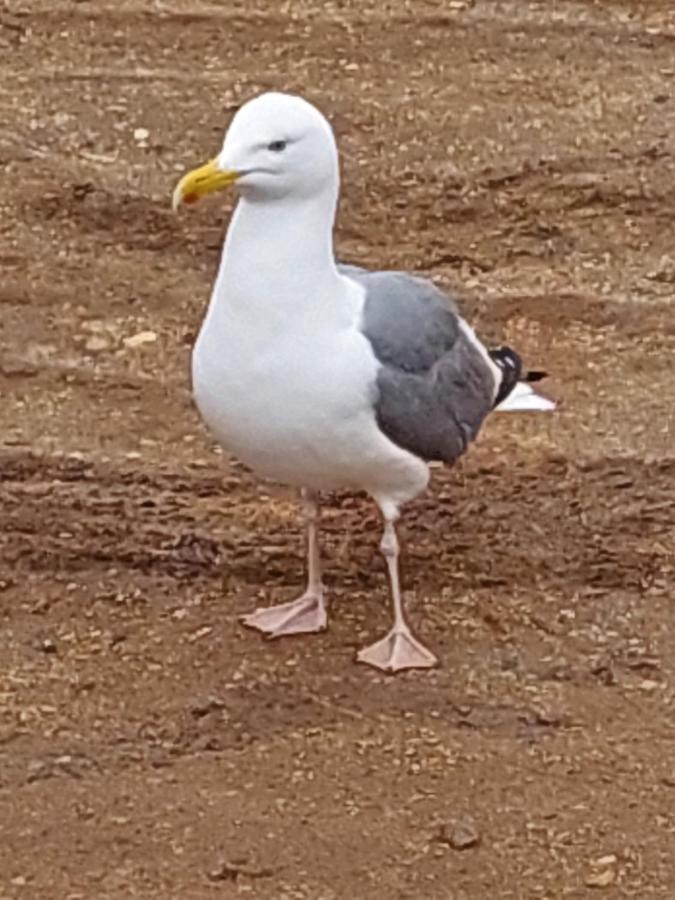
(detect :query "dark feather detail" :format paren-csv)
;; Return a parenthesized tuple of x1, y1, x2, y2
(488, 346, 523, 409)
(523, 369, 547, 383)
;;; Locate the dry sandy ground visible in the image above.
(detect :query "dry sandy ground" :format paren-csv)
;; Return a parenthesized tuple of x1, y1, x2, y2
(1, 0, 675, 897)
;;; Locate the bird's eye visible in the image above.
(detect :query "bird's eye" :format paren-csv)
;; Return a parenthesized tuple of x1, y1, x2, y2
(267, 140, 287, 152)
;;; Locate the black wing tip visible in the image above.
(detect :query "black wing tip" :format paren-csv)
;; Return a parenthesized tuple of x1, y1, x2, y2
(523, 369, 548, 383)
(488, 347, 550, 407)
(488, 346, 522, 370)
(488, 346, 522, 409)
(488, 348, 549, 385)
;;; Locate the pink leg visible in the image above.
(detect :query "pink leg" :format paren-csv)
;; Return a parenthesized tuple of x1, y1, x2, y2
(240, 490, 327, 638)
(357, 517, 438, 673)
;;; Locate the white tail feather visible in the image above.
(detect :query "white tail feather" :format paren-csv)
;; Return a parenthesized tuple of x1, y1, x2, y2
(495, 381, 556, 412)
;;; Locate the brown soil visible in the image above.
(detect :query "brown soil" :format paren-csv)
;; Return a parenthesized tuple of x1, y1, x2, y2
(2, 1, 675, 897)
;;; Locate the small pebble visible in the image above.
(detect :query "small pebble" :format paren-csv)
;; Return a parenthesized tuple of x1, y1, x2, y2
(436, 818, 481, 850)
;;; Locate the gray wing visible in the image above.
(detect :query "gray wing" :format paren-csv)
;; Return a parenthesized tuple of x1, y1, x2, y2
(339, 264, 497, 465)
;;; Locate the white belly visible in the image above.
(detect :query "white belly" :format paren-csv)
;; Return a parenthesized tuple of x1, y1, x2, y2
(192, 313, 428, 505)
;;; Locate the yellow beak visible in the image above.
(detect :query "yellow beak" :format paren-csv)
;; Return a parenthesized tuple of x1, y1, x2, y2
(172, 158, 240, 211)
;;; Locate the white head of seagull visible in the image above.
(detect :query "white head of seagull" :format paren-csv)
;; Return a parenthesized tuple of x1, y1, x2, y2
(173, 92, 344, 297)
(173, 92, 339, 209)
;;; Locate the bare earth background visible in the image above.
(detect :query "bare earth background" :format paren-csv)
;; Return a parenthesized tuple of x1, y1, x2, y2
(1, 0, 675, 897)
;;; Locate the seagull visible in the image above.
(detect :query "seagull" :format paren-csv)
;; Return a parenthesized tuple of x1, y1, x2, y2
(173, 92, 554, 673)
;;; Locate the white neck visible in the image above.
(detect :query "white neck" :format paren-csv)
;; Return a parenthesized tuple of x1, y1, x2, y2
(206, 184, 347, 332)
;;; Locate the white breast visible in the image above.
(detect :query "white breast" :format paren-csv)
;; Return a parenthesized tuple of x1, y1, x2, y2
(191, 279, 428, 505)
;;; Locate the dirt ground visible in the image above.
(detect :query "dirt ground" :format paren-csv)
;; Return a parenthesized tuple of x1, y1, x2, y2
(1, 0, 675, 897)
